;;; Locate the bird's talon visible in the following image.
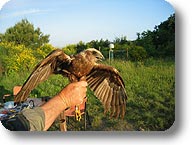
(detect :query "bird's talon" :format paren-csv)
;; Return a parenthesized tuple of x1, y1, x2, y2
(75, 105, 81, 121)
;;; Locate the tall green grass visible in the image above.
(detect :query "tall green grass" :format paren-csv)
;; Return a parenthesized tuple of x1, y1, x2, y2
(86, 59, 174, 131)
(0, 59, 175, 131)
(106, 59, 175, 130)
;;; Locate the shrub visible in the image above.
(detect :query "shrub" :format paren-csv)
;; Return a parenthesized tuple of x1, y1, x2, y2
(128, 45, 147, 61)
(62, 44, 77, 55)
(0, 42, 36, 74)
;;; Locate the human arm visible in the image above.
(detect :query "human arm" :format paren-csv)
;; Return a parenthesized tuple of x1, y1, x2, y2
(40, 81, 87, 131)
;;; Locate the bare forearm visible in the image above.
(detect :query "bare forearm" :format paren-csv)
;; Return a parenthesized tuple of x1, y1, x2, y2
(39, 81, 87, 131)
(40, 95, 67, 131)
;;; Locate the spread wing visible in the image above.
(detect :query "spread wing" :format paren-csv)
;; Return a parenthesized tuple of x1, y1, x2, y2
(14, 49, 70, 104)
(86, 64, 128, 119)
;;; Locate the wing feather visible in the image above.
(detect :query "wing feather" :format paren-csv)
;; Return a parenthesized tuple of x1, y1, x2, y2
(100, 81, 108, 102)
(92, 77, 106, 91)
(14, 49, 69, 103)
(87, 77, 98, 87)
(94, 79, 105, 97)
(86, 64, 128, 119)
(103, 86, 111, 114)
(103, 83, 110, 105)
(115, 87, 120, 106)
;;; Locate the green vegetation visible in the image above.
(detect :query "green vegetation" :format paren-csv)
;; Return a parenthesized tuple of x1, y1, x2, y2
(0, 59, 175, 131)
(85, 59, 175, 131)
(0, 14, 175, 131)
(0, 19, 50, 49)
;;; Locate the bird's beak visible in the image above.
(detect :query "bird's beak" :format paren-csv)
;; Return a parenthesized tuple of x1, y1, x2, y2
(86, 48, 105, 61)
(96, 52, 105, 61)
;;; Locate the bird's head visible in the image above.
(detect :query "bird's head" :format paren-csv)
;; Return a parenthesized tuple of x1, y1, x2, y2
(83, 48, 105, 62)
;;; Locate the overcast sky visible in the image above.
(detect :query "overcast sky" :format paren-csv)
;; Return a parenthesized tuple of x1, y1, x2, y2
(0, 0, 174, 47)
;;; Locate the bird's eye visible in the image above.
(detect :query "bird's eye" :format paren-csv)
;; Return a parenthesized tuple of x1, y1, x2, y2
(92, 51, 97, 55)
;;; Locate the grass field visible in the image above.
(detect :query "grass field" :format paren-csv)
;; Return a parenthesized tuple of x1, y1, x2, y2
(0, 59, 175, 131)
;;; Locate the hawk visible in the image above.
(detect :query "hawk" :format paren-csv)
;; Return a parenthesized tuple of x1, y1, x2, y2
(14, 48, 128, 119)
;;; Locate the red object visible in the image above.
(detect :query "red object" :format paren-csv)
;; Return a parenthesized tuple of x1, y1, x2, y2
(1, 110, 8, 114)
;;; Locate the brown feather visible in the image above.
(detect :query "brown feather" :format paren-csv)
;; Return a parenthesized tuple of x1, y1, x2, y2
(100, 81, 109, 103)
(103, 86, 111, 114)
(87, 77, 99, 87)
(105, 87, 113, 114)
(86, 64, 128, 118)
(115, 105, 120, 119)
(102, 83, 110, 104)
(97, 80, 107, 98)
(90, 76, 105, 90)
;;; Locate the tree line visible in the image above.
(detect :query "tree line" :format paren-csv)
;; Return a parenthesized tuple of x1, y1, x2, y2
(0, 14, 175, 74)
(62, 13, 175, 60)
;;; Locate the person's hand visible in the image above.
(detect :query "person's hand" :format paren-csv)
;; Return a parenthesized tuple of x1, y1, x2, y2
(58, 81, 87, 107)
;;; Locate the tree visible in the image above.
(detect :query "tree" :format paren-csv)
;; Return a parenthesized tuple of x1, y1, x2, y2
(114, 36, 128, 45)
(1, 19, 50, 49)
(87, 40, 100, 49)
(153, 14, 175, 57)
(62, 44, 77, 55)
(76, 41, 87, 53)
(128, 45, 147, 61)
(135, 14, 175, 58)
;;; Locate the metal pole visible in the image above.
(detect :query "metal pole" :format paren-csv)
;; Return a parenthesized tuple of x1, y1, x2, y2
(109, 49, 110, 64)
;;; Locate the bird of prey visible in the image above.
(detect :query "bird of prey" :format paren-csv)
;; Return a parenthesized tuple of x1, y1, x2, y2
(14, 48, 128, 119)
